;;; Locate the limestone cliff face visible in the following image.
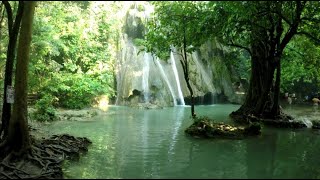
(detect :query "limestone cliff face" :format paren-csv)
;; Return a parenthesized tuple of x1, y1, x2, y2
(114, 3, 245, 106)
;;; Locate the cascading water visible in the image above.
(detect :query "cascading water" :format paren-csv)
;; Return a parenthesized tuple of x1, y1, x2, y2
(170, 51, 185, 106)
(301, 118, 313, 128)
(142, 52, 151, 103)
(192, 51, 216, 104)
(155, 57, 177, 106)
(115, 34, 129, 105)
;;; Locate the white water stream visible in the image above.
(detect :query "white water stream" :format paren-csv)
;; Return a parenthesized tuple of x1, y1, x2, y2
(155, 57, 177, 106)
(142, 52, 151, 103)
(170, 51, 185, 106)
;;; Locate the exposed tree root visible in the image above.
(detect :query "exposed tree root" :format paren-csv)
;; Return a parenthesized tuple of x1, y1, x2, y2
(0, 134, 92, 179)
(230, 107, 307, 128)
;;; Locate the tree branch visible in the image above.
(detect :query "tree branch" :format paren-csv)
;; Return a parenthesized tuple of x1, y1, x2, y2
(2, 1, 13, 35)
(269, 10, 292, 26)
(296, 31, 320, 45)
(256, 9, 292, 26)
(226, 42, 252, 57)
(301, 17, 320, 24)
(279, 1, 303, 51)
(12, 1, 24, 38)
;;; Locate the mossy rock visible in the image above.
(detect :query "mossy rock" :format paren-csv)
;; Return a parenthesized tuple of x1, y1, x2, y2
(185, 118, 261, 139)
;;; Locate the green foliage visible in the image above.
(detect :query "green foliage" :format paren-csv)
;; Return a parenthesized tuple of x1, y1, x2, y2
(281, 36, 320, 94)
(223, 48, 251, 81)
(144, 1, 212, 59)
(32, 94, 58, 122)
(133, 38, 145, 47)
(28, 1, 118, 109)
(201, 1, 320, 95)
(40, 73, 112, 109)
(32, 1, 112, 74)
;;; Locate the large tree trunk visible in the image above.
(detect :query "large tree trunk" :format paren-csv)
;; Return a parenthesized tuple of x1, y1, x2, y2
(230, 1, 304, 123)
(4, 1, 36, 155)
(230, 39, 284, 120)
(246, 132, 277, 178)
(0, 1, 24, 139)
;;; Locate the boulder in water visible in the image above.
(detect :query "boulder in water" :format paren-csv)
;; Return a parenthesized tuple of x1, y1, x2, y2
(185, 117, 261, 139)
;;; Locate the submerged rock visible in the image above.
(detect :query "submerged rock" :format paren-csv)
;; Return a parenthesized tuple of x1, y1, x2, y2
(185, 117, 261, 139)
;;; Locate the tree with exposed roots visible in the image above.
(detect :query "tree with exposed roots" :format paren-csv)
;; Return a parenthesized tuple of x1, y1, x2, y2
(0, 0, 36, 157)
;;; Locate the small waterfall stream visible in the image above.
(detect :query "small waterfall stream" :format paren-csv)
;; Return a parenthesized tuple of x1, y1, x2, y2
(170, 51, 185, 106)
(142, 52, 151, 103)
(115, 34, 130, 105)
(301, 118, 313, 128)
(155, 57, 177, 106)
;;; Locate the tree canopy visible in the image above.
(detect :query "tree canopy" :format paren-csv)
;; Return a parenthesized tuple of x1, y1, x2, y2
(143, 1, 320, 119)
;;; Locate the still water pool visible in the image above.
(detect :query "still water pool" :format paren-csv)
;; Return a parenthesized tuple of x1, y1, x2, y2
(42, 104, 320, 179)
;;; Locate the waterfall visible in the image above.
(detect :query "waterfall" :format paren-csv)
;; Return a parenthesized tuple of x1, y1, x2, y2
(301, 118, 313, 128)
(155, 58, 177, 106)
(192, 51, 215, 104)
(142, 52, 151, 103)
(170, 51, 185, 106)
(115, 34, 128, 105)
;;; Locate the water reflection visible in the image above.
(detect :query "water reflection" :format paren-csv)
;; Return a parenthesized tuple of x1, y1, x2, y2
(246, 131, 277, 179)
(168, 106, 185, 154)
(42, 105, 320, 179)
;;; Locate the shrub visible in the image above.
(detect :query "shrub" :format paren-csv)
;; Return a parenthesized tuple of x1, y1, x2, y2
(32, 94, 58, 122)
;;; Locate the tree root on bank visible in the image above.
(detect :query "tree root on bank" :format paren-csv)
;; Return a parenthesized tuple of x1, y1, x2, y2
(230, 110, 307, 128)
(0, 134, 92, 179)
